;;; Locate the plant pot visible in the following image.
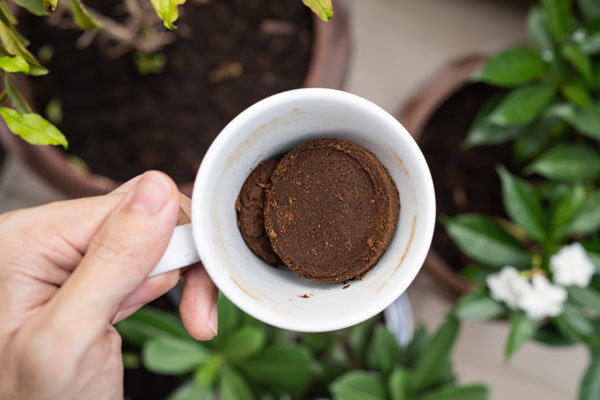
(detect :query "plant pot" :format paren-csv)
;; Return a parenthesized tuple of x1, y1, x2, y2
(0, 0, 350, 197)
(398, 55, 513, 298)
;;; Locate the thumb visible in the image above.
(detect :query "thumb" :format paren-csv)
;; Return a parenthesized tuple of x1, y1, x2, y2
(49, 171, 180, 339)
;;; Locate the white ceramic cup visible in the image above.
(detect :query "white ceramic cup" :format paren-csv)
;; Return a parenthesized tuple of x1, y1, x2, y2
(150, 88, 435, 332)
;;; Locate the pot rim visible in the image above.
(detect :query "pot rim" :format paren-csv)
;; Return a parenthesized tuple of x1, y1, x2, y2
(0, 1, 351, 197)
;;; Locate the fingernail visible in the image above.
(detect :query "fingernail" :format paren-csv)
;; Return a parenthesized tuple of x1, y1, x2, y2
(111, 304, 140, 324)
(208, 302, 218, 336)
(128, 172, 171, 214)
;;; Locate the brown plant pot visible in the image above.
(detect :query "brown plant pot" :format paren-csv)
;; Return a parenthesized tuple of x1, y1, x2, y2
(0, 1, 351, 198)
(398, 55, 490, 299)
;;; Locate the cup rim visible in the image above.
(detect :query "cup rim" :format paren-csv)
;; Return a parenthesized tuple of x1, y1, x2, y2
(191, 88, 436, 332)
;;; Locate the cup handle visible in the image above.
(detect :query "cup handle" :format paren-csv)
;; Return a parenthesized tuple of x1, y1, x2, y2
(148, 223, 200, 276)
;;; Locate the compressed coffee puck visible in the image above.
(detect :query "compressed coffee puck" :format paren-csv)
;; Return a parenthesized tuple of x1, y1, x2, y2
(236, 160, 282, 265)
(264, 138, 400, 283)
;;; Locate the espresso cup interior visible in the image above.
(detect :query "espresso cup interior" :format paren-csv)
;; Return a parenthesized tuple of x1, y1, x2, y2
(193, 89, 435, 332)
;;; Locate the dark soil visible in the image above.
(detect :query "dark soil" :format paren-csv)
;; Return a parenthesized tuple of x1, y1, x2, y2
(122, 296, 182, 400)
(26, 0, 313, 183)
(419, 83, 521, 271)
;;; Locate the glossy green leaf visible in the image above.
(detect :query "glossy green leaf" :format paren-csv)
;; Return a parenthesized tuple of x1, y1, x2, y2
(514, 115, 559, 160)
(142, 336, 210, 374)
(239, 345, 311, 391)
(347, 316, 377, 363)
(68, 0, 101, 30)
(526, 144, 600, 181)
(498, 166, 547, 241)
(168, 380, 211, 400)
(472, 48, 544, 87)
(551, 184, 585, 238)
(413, 316, 459, 390)
(0, 55, 28, 73)
(418, 384, 489, 400)
(505, 312, 537, 361)
(12, 0, 48, 16)
(489, 85, 556, 126)
(569, 191, 600, 234)
(562, 44, 593, 82)
(527, 7, 554, 57)
(401, 325, 427, 367)
(388, 368, 411, 400)
(115, 307, 191, 347)
(454, 289, 505, 320)
(366, 325, 402, 374)
(0, 0, 17, 25)
(0, 20, 46, 75)
(568, 286, 600, 314)
(580, 32, 600, 55)
(561, 82, 592, 108)
(220, 366, 253, 400)
(330, 371, 386, 400)
(194, 355, 222, 385)
(302, 0, 333, 21)
(550, 103, 600, 140)
(579, 352, 600, 400)
(553, 302, 595, 342)
(464, 95, 523, 147)
(218, 293, 242, 339)
(443, 215, 531, 268)
(0, 107, 67, 148)
(578, 0, 600, 21)
(222, 326, 265, 362)
(4, 75, 31, 113)
(541, 0, 573, 42)
(150, 0, 186, 30)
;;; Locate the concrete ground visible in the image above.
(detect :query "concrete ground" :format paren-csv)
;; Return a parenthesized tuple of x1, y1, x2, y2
(0, 0, 586, 399)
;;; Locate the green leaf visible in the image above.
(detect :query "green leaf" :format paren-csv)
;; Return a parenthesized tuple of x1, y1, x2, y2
(401, 325, 427, 367)
(505, 312, 537, 361)
(149, 0, 186, 30)
(534, 323, 575, 347)
(527, 7, 554, 57)
(218, 293, 242, 339)
(454, 289, 505, 320)
(239, 345, 311, 391)
(0, 107, 67, 148)
(68, 0, 101, 30)
(561, 82, 592, 108)
(582, 243, 600, 272)
(568, 286, 600, 314)
(115, 307, 191, 347)
(12, 0, 48, 16)
(562, 44, 593, 82)
(220, 366, 253, 400)
(553, 302, 595, 342)
(302, 332, 333, 353)
(514, 115, 559, 160)
(550, 103, 600, 140)
(366, 325, 402, 374)
(551, 184, 585, 238)
(347, 316, 377, 363)
(329, 371, 386, 400)
(222, 325, 265, 363)
(460, 264, 494, 285)
(526, 144, 600, 181)
(142, 336, 210, 375)
(0, 0, 17, 25)
(498, 166, 547, 242)
(578, 0, 600, 21)
(443, 215, 531, 268)
(464, 95, 524, 148)
(569, 191, 600, 234)
(0, 55, 28, 73)
(413, 315, 460, 390)
(388, 368, 411, 400)
(489, 85, 556, 126)
(0, 19, 46, 75)
(418, 384, 489, 400)
(4, 74, 31, 113)
(194, 355, 222, 385)
(472, 48, 545, 87)
(579, 352, 600, 400)
(302, 0, 333, 22)
(168, 380, 211, 400)
(541, 0, 573, 42)
(42, 0, 56, 10)
(581, 32, 600, 55)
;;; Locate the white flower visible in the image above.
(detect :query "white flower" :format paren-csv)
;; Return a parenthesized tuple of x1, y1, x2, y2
(550, 243, 596, 288)
(517, 275, 567, 320)
(486, 266, 531, 309)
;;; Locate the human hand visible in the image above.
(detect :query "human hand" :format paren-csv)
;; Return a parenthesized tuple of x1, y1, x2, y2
(0, 171, 218, 400)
